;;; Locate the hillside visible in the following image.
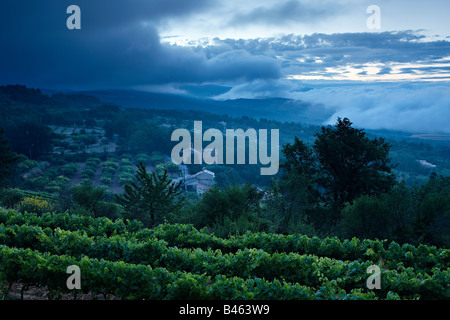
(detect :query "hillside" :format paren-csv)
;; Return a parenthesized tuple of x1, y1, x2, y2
(79, 89, 334, 125)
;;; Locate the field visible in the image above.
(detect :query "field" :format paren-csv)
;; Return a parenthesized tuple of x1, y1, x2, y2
(0, 209, 448, 300)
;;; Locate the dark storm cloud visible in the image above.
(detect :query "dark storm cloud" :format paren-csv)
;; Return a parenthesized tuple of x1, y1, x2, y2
(1, 0, 449, 92)
(228, 0, 342, 26)
(0, 1, 281, 89)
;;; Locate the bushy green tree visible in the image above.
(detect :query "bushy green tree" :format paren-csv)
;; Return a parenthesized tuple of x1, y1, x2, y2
(273, 118, 397, 232)
(273, 137, 320, 233)
(340, 175, 450, 247)
(71, 182, 123, 220)
(72, 182, 105, 213)
(340, 194, 391, 239)
(412, 173, 450, 247)
(115, 163, 184, 227)
(194, 184, 268, 237)
(314, 118, 396, 213)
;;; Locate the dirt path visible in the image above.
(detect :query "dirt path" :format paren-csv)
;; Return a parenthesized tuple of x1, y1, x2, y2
(4, 282, 115, 300)
(69, 163, 86, 187)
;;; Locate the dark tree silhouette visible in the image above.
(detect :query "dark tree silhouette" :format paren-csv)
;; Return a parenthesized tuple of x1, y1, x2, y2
(0, 129, 19, 188)
(314, 118, 396, 212)
(115, 163, 184, 227)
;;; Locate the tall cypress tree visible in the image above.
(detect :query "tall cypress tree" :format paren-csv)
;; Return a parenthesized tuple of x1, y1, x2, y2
(0, 128, 19, 188)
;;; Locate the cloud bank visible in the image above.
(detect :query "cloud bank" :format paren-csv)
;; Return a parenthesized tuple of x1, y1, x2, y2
(217, 81, 450, 134)
(1, 1, 450, 134)
(0, 1, 280, 89)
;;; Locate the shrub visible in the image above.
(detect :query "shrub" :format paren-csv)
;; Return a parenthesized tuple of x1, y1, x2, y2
(150, 152, 165, 164)
(166, 162, 179, 172)
(103, 161, 119, 170)
(62, 163, 78, 177)
(81, 178, 92, 185)
(27, 176, 50, 190)
(16, 157, 37, 171)
(101, 166, 116, 176)
(17, 196, 55, 214)
(86, 158, 101, 167)
(100, 177, 113, 185)
(94, 201, 123, 220)
(136, 153, 150, 165)
(81, 167, 96, 178)
(118, 172, 134, 185)
(0, 189, 23, 208)
(120, 158, 133, 166)
(72, 206, 94, 217)
(45, 176, 71, 193)
(120, 165, 135, 174)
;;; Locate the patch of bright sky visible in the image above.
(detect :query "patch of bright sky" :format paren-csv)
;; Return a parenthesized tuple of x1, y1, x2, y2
(287, 59, 450, 82)
(160, 0, 450, 44)
(158, 0, 450, 82)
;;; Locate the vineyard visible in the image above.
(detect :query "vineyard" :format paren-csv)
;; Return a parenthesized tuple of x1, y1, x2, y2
(0, 209, 448, 300)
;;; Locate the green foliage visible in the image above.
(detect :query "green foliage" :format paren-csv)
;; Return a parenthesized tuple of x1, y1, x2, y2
(115, 163, 184, 227)
(118, 172, 134, 185)
(120, 158, 133, 166)
(120, 165, 135, 174)
(103, 159, 119, 169)
(412, 173, 450, 247)
(272, 137, 319, 233)
(0, 209, 448, 300)
(45, 176, 71, 194)
(72, 134, 97, 145)
(100, 176, 113, 185)
(62, 163, 78, 177)
(0, 129, 19, 187)
(193, 184, 268, 238)
(0, 189, 23, 208)
(135, 153, 150, 165)
(15, 155, 36, 172)
(71, 183, 121, 219)
(155, 162, 178, 176)
(341, 195, 391, 239)
(17, 196, 55, 214)
(314, 118, 396, 211)
(4, 122, 53, 159)
(273, 118, 398, 233)
(150, 151, 165, 164)
(340, 175, 450, 248)
(85, 158, 101, 167)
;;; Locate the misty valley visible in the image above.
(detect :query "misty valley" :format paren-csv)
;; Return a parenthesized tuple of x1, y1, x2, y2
(0, 84, 448, 301)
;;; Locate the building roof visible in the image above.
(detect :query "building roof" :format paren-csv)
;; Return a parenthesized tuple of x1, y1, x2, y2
(193, 168, 215, 178)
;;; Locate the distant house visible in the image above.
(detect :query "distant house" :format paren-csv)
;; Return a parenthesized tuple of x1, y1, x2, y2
(177, 168, 215, 195)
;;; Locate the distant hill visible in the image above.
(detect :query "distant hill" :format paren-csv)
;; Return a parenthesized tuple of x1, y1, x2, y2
(79, 89, 334, 125)
(0, 84, 102, 108)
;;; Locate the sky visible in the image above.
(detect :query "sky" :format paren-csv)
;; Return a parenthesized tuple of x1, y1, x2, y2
(1, 0, 450, 133)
